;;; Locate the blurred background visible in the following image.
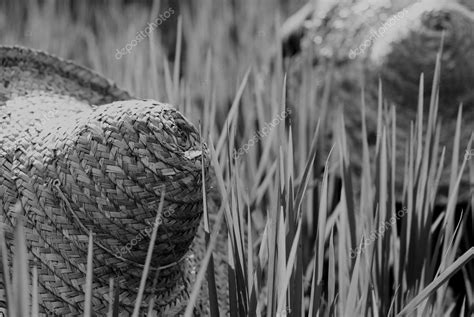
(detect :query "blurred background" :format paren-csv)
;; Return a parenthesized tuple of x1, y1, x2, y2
(1, 1, 472, 315)
(0, 0, 312, 124)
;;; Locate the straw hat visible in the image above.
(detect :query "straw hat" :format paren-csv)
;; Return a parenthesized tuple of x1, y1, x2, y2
(285, 0, 474, 202)
(0, 46, 216, 315)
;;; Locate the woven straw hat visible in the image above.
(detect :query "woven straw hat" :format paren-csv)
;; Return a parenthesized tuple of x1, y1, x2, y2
(0, 46, 212, 315)
(285, 0, 474, 203)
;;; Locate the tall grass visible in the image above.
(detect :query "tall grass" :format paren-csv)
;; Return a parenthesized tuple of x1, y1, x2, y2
(190, 46, 473, 316)
(0, 0, 472, 316)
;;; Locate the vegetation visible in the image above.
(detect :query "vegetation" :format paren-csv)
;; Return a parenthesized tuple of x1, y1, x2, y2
(0, 0, 472, 316)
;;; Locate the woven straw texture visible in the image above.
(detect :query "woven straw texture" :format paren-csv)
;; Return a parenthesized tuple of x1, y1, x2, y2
(287, 0, 474, 202)
(0, 46, 223, 316)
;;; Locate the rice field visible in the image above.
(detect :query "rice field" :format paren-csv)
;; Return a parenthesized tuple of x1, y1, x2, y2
(0, 0, 473, 316)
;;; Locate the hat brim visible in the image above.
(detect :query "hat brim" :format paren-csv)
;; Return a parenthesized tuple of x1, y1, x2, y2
(0, 45, 132, 106)
(0, 45, 133, 152)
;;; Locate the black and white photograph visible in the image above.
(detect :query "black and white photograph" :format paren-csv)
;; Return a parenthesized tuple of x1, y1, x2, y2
(0, 0, 473, 316)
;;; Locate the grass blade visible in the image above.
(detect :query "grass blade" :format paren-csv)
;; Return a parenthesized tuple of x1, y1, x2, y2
(397, 248, 474, 316)
(132, 191, 165, 317)
(84, 231, 94, 317)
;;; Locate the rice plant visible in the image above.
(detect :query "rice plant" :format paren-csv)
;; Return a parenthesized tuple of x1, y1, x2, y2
(0, 0, 472, 316)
